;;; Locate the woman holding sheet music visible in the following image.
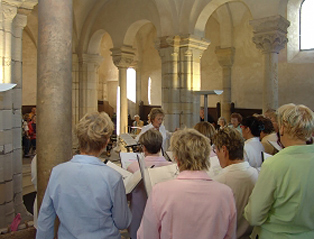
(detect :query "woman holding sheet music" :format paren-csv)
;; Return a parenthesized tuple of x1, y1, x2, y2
(128, 129, 171, 239)
(138, 128, 237, 239)
(36, 112, 131, 239)
(244, 104, 314, 239)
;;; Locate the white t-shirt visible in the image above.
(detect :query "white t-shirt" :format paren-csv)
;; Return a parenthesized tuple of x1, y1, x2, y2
(244, 137, 264, 168)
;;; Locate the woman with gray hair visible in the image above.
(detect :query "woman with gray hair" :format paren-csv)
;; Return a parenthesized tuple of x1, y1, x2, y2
(244, 103, 314, 239)
(36, 112, 131, 239)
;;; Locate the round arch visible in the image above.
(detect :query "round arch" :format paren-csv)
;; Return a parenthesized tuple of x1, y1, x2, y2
(123, 19, 154, 46)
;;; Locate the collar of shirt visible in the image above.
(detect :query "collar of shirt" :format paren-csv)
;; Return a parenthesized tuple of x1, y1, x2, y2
(276, 144, 314, 156)
(145, 155, 167, 163)
(221, 161, 251, 173)
(245, 137, 260, 143)
(71, 154, 104, 166)
(176, 170, 212, 181)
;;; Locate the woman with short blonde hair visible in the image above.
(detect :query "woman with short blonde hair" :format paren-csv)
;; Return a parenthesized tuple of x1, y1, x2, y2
(245, 104, 314, 239)
(37, 112, 131, 239)
(171, 128, 210, 171)
(76, 111, 114, 154)
(138, 128, 237, 239)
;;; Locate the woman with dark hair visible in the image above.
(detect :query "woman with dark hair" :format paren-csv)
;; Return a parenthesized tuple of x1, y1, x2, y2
(257, 116, 278, 155)
(127, 129, 171, 239)
(241, 116, 264, 168)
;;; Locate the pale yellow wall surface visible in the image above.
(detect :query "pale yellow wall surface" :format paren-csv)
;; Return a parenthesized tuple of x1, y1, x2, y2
(22, 31, 37, 106)
(136, 23, 161, 106)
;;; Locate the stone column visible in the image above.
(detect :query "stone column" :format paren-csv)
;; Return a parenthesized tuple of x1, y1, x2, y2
(156, 35, 210, 130)
(250, 15, 290, 112)
(37, 0, 73, 209)
(215, 47, 235, 122)
(111, 46, 135, 134)
(11, 13, 29, 220)
(0, 3, 17, 228)
(79, 54, 103, 118)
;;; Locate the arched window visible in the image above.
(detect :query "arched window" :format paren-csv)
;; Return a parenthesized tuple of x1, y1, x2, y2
(300, 0, 314, 50)
(127, 68, 136, 103)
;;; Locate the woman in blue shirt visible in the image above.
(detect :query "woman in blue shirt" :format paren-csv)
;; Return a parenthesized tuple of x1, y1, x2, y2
(36, 112, 132, 239)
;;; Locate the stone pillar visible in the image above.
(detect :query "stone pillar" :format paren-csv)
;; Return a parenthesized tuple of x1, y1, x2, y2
(79, 54, 103, 118)
(11, 13, 29, 220)
(111, 46, 135, 134)
(37, 0, 73, 209)
(0, 3, 18, 228)
(156, 35, 210, 130)
(0, 2, 36, 227)
(215, 47, 235, 123)
(250, 15, 290, 112)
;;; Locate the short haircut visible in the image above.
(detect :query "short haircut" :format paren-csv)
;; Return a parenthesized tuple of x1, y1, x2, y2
(218, 117, 227, 125)
(149, 108, 165, 121)
(241, 116, 264, 137)
(170, 128, 210, 171)
(257, 116, 275, 134)
(212, 127, 244, 160)
(230, 112, 242, 123)
(194, 121, 216, 145)
(277, 103, 314, 141)
(138, 129, 163, 154)
(76, 112, 114, 154)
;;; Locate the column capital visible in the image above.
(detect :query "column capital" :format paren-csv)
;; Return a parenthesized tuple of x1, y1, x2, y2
(17, 0, 38, 15)
(13, 13, 28, 30)
(250, 15, 290, 54)
(155, 35, 210, 58)
(215, 46, 235, 67)
(2, 2, 18, 26)
(111, 45, 136, 68)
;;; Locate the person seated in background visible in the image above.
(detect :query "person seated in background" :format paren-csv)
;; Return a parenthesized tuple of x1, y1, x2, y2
(213, 127, 258, 239)
(257, 116, 279, 155)
(127, 129, 171, 239)
(137, 128, 237, 239)
(194, 121, 222, 177)
(136, 108, 170, 151)
(241, 116, 265, 169)
(36, 112, 131, 239)
(218, 116, 227, 129)
(229, 112, 243, 136)
(244, 104, 314, 239)
(132, 114, 144, 135)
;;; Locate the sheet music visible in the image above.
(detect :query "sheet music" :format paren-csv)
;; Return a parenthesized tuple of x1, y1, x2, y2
(106, 161, 142, 194)
(267, 140, 282, 151)
(119, 133, 138, 146)
(120, 152, 140, 169)
(137, 154, 178, 197)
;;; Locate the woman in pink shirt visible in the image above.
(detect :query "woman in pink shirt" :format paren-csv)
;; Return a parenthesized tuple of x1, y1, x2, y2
(127, 129, 171, 239)
(138, 128, 237, 239)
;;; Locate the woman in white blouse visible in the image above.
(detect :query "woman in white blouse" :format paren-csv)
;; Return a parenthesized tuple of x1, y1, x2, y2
(241, 116, 264, 168)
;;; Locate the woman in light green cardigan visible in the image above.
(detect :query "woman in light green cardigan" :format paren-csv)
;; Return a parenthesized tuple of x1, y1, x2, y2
(244, 103, 314, 239)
